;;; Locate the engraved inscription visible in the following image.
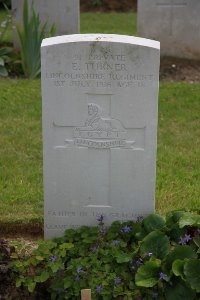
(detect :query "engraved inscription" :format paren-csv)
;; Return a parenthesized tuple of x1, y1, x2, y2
(45, 47, 155, 89)
(156, 0, 187, 36)
(45, 212, 146, 231)
(47, 210, 139, 219)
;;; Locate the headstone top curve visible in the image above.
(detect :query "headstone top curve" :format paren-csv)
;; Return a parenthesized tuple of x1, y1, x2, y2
(41, 34, 160, 49)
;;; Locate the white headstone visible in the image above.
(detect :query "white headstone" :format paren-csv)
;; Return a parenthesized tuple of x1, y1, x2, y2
(41, 34, 160, 239)
(12, 0, 80, 48)
(138, 0, 200, 59)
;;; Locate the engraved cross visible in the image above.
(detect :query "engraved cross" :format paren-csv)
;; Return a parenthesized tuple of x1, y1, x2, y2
(54, 93, 145, 209)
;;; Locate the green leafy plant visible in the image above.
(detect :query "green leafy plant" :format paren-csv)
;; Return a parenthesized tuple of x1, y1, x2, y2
(0, 8, 12, 44)
(16, 0, 55, 79)
(11, 211, 200, 299)
(0, 46, 11, 76)
(0, 5, 13, 76)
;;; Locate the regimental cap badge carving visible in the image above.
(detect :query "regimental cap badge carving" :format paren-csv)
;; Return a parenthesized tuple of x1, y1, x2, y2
(74, 103, 127, 139)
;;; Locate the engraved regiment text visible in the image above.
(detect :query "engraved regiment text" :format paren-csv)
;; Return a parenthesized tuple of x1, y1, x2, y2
(45, 47, 155, 89)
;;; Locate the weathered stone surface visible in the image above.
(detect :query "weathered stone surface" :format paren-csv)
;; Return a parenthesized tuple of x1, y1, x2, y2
(138, 0, 200, 59)
(41, 34, 160, 238)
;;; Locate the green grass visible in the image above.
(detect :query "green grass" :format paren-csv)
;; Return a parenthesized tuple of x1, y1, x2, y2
(0, 80, 199, 224)
(81, 12, 137, 36)
(0, 10, 199, 225)
(0, 79, 43, 223)
(0, 11, 137, 44)
(156, 83, 200, 214)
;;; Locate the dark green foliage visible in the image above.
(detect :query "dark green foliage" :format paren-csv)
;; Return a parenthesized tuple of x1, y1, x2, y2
(11, 211, 200, 299)
(0, 6, 12, 76)
(140, 231, 170, 259)
(0, 46, 11, 76)
(17, 0, 55, 78)
(143, 213, 165, 233)
(0, 1, 11, 9)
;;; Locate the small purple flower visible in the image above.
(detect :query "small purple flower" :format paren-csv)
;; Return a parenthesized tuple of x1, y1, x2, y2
(169, 281, 173, 286)
(95, 285, 103, 293)
(112, 240, 120, 246)
(91, 246, 98, 253)
(179, 237, 187, 245)
(114, 277, 121, 284)
(96, 214, 104, 222)
(179, 234, 192, 245)
(121, 225, 131, 233)
(159, 272, 167, 281)
(49, 255, 57, 262)
(184, 234, 192, 242)
(76, 266, 83, 273)
(75, 275, 80, 282)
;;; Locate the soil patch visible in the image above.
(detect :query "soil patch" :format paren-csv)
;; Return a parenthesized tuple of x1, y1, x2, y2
(0, 223, 43, 240)
(80, 0, 137, 12)
(160, 56, 200, 83)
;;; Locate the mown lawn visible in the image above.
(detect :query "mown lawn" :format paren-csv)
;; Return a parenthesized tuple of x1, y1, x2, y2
(0, 11, 199, 225)
(81, 12, 137, 35)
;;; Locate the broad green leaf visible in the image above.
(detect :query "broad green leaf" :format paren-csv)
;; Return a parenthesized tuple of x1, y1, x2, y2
(0, 58, 4, 66)
(135, 259, 161, 287)
(16, 277, 24, 288)
(35, 255, 44, 261)
(172, 259, 185, 279)
(27, 281, 36, 293)
(39, 271, 50, 283)
(143, 214, 165, 233)
(0, 47, 12, 56)
(140, 230, 170, 259)
(0, 65, 8, 77)
(166, 210, 186, 226)
(34, 240, 57, 254)
(179, 212, 200, 228)
(184, 259, 200, 292)
(165, 280, 196, 300)
(167, 227, 186, 242)
(50, 262, 61, 273)
(166, 245, 197, 270)
(63, 278, 73, 289)
(115, 253, 132, 263)
(59, 242, 74, 250)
